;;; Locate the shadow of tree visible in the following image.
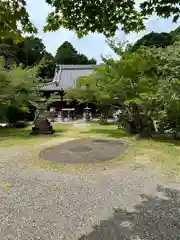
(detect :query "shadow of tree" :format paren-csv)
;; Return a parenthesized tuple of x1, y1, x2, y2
(79, 185, 180, 240)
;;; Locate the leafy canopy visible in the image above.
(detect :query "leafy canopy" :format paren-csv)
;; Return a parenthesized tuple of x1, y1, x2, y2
(68, 37, 180, 135)
(0, 0, 37, 41)
(45, 0, 180, 37)
(55, 41, 96, 65)
(0, 58, 39, 120)
(38, 51, 56, 79)
(1, 0, 179, 40)
(17, 36, 46, 67)
(130, 32, 175, 52)
(0, 35, 56, 81)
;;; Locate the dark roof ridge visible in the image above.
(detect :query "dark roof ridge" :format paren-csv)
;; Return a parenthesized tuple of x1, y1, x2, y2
(57, 64, 99, 70)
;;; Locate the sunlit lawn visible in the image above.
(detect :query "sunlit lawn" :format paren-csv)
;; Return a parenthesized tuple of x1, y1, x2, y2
(0, 122, 180, 175)
(0, 123, 71, 146)
(81, 123, 180, 176)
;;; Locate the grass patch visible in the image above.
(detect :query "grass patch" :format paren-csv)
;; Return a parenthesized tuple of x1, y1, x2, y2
(81, 123, 180, 176)
(0, 123, 70, 146)
(131, 139, 180, 176)
(1, 122, 180, 176)
(81, 123, 130, 138)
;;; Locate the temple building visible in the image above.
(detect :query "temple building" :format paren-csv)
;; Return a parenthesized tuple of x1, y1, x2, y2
(40, 65, 99, 121)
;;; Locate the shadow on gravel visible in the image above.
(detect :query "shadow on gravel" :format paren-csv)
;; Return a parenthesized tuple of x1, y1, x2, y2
(79, 185, 180, 240)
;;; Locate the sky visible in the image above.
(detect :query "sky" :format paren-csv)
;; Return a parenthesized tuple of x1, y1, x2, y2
(26, 0, 180, 63)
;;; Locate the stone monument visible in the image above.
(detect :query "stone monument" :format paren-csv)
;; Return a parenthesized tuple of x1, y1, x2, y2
(30, 99, 55, 135)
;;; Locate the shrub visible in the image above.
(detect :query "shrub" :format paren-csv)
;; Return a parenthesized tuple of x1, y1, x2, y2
(6, 105, 29, 123)
(15, 121, 29, 128)
(98, 118, 108, 125)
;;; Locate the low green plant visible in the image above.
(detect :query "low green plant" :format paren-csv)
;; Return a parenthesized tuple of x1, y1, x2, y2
(15, 121, 29, 128)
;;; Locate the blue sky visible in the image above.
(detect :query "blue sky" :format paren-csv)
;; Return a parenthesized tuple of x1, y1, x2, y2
(27, 0, 179, 63)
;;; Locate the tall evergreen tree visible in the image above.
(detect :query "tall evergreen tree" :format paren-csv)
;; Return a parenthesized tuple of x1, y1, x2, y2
(17, 36, 46, 67)
(55, 41, 96, 65)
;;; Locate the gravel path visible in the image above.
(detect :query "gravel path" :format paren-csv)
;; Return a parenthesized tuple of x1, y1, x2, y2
(0, 140, 180, 239)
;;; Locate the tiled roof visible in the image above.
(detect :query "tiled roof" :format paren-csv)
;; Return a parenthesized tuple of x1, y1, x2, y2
(40, 64, 97, 91)
(40, 82, 61, 91)
(57, 65, 96, 69)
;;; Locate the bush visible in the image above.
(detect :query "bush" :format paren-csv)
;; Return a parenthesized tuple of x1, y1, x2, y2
(15, 121, 29, 128)
(6, 105, 29, 123)
(98, 118, 108, 125)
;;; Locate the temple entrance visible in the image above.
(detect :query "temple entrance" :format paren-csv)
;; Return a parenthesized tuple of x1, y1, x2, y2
(49, 100, 101, 122)
(58, 108, 76, 122)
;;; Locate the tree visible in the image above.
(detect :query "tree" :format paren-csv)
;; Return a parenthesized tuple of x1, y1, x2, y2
(55, 41, 97, 64)
(130, 32, 175, 52)
(66, 65, 115, 119)
(0, 0, 37, 41)
(170, 26, 180, 41)
(37, 51, 56, 80)
(55, 41, 79, 64)
(154, 41, 180, 138)
(0, 44, 17, 68)
(78, 54, 96, 65)
(130, 25, 180, 52)
(111, 41, 180, 137)
(1, 0, 179, 40)
(68, 38, 180, 137)
(45, 0, 180, 37)
(17, 36, 46, 67)
(0, 35, 56, 77)
(0, 58, 39, 123)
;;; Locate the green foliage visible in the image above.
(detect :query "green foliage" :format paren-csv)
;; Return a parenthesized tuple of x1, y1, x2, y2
(45, 0, 144, 37)
(0, 37, 18, 68)
(37, 51, 55, 80)
(17, 36, 46, 67)
(0, 0, 37, 41)
(44, 0, 179, 37)
(0, 35, 56, 82)
(55, 41, 78, 64)
(155, 42, 180, 138)
(0, 58, 39, 122)
(171, 26, 180, 41)
(67, 71, 113, 118)
(67, 76, 95, 104)
(67, 37, 180, 138)
(140, 0, 180, 23)
(129, 26, 180, 52)
(1, 0, 179, 40)
(98, 118, 109, 125)
(130, 32, 175, 52)
(15, 120, 29, 128)
(55, 41, 96, 64)
(0, 35, 53, 72)
(116, 41, 180, 137)
(6, 105, 29, 124)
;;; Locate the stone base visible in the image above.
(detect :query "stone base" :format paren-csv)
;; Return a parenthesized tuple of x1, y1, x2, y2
(30, 127, 55, 135)
(30, 118, 55, 135)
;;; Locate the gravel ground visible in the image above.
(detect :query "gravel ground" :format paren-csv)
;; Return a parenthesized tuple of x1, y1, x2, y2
(0, 141, 180, 240)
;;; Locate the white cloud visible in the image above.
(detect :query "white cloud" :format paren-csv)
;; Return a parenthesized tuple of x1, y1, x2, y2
(26, 0, 180, 63)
